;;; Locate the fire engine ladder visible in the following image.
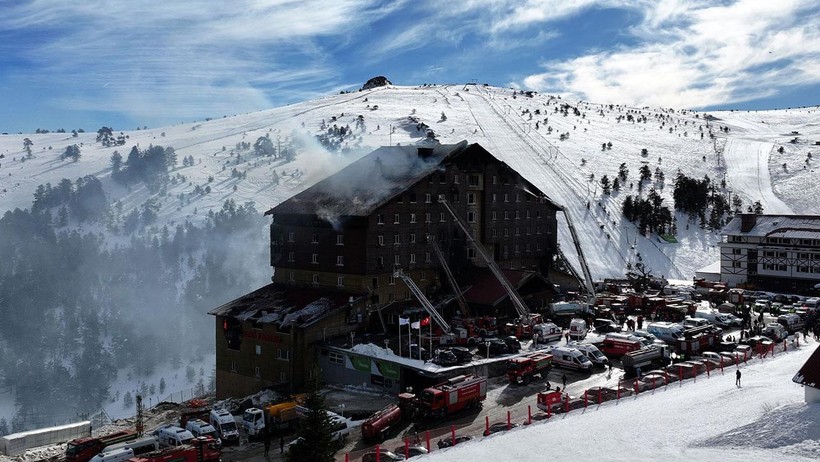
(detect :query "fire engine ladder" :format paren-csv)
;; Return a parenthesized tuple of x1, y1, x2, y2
(438, 196, 530, 318)
(428, 236, 471, 318)
(561, 208, 597, 304)
(394, 269, 451, 333)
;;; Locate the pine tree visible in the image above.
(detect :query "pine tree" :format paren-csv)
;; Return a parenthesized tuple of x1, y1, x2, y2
(0, 417, 8, 436)
(286, 380, 335, 462)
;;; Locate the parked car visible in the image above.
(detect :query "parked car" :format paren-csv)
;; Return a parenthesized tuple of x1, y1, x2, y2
(594, 318, 621, 334)
(700, 351, 723, 363)
(437, 435, 474, 449)
(483, 338, 510, 356)
(363, 449, 405, 462)
(392, 446, 429, 458)
(484, 422, 520, 436)
(723, 313, 743, 327)
(432, 350, 458, 366)
(502, 336, 522, 353)
(632, 330, 661, 345)
(740, 335, 774, 349)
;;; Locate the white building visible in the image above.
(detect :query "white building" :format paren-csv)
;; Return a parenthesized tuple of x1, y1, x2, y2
(720, 214, 820, 292)
(792, 346, 820, 403)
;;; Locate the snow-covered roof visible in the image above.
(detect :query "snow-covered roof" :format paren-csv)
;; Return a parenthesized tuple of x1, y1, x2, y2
(792, 345, 820, 388)
(722, 215, 820, 238)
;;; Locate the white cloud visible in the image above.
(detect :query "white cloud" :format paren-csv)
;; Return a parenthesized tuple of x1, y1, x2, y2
(516, 0, 820, 108)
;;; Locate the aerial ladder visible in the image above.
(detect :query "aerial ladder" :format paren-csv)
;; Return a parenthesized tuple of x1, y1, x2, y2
(394, 269, 451, 334)
(438, 197, 534, 325)
(560, 207, 597, 304)
(428, 236, 471, 318)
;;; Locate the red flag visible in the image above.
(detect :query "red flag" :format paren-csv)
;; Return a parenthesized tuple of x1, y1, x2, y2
(420, 316, 431, 327)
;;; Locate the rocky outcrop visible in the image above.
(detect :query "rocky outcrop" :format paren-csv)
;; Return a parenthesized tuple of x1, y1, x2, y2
(361, 76, 392, 91)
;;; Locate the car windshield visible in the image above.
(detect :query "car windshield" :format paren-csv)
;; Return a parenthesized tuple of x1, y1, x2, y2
(221, 422, 237, 432)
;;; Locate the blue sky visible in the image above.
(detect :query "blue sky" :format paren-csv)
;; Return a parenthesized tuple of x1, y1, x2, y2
(1, 0, 819, 134)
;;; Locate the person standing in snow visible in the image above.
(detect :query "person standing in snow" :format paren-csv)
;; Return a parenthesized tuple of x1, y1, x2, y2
(736, 369, 742, 387)
(562, 373, 567, 389)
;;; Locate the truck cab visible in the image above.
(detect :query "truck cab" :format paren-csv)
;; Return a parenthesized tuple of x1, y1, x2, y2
(184, 419, 221, 448)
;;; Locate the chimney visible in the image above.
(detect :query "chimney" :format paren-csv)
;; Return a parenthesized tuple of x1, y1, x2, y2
(740, 213, 757, 233)
(417, 147, 434, 159)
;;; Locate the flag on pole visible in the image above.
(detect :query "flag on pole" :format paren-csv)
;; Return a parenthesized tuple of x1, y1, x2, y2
(399, 317, 410, 326)
(411, 320, 421, 329)
(420, 316, 431, 327)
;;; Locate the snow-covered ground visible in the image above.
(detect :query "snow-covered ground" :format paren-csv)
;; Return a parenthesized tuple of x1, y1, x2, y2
(425, 344, 819, 462)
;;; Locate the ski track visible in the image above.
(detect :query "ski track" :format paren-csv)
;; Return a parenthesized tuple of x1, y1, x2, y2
(723, 138, 793, 214)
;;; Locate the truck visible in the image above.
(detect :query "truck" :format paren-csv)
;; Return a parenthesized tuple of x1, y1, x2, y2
(127, 436, 220, 462)
(66, 429, 138, 462)
(536, 390, 566, 413)
(208, 409, 239, 446)
(621, 345, 671, 378)
(597, 337, 642, 358)
(361, 404, 403, 442)
(242, 394, 307, 439)
(399, 374, 487, 420)
(676, 325, 722, 357)
(507, 352, 553, 384)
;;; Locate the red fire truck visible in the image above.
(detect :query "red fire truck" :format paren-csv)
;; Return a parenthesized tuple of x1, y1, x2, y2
(361, 403, 403, 442)
(507, 352, 553, 384)
(66, 429, 138, 462)
(127, 437, 220, 462)
(400, 375, 487, 419)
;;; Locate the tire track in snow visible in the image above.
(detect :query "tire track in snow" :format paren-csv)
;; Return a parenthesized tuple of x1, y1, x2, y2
(722, 138, 793, 214)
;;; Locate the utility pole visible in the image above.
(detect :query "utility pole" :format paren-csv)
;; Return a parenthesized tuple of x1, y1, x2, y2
(389, 124, 393, 146)
(136, 395, 144, 437)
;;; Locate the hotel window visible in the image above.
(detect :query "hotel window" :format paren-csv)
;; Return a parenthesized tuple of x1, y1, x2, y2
(410, 213, 417, 223)
(504, 228, 509, 238)
(336, 256, 344, 266)
(230, 361, 237, 372)
(255, 367, 261, 378)
(394, 214, 400, 224)
(425, 252, 431, 262)
(453, 192, 460, 203)
(536, 210, 541, 219)
(288, 272, 295, 282)
(420, 271, 426, 280)
(410, 254, 416, 263)
(515, 227, 520, 236)
(516, 193, 520, 202)
(467, 193, 476, 204)
(337, 276, 344, 287)
(492, 193, 497, 203)
(377, 214, 384, 224)
(389, 275, 396, 285)
(526, 210, 531, 219)
(732, 249, 741, 255)
(515, 211, 520, 220)
(504, 193, 509, 202)
(526, 244, 531, 253)
(504, 211, 509, 220)
(778, 264, 787, 271)
(377, 257, 384, 268)
(440, 213, 445, 222)
(469, 174, 480, 186)
(280, 372, 287, 382)
(438, 172, 446, 183)
(409, 193, 417, 203)
(515, 244, 520, 253)
(467, 212, 476, 223)
(454, 175, 459, 184)
(336, 235, 344, 245)
(492, 175, 497, 184)
(491, 228, 497, 238)
(426, 193, 432, 203)
(467, 248, 476, 259)
(397, 195, 403, 203)
(312, 234, 319, 243)
(255, 345, 261, 355)
(410, 233, 416, 243)
(329, 352, 344, 364)
(372, 277, 379, 288)
(425, 213, 431, 223)
(492, 211, 497, 220)
(311, 253, 318, 264)
(278, 349, 291, 360)
(526, 226, 531, 235)
(287, 232, 295, 242)
(394, 255, 400, 265)
(312, 274, 319, 284)
(287, 252, 295, 262)
(394, 234, 401, 245)
(378, 235, 384, 246)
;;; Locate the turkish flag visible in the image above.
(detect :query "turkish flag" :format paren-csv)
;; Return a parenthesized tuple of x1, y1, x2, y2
(420, 316, 431, 327)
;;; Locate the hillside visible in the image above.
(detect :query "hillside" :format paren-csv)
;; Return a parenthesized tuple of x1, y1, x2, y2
(2, 85, 818, 280)
(1, 84, 819, 429)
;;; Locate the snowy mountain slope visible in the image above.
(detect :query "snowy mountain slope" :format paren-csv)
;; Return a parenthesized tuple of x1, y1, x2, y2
(1, 85, 818, 282)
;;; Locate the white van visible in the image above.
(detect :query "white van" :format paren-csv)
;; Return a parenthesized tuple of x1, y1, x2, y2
(185, 419, 221, 447)
(155, 425, 194, 448)
(209, 409, 240, 446)
(89, 448, 134, 462)
(549, 346, 593, 371)
(328, 413, 351, 442)
(566, 341, 608, 366)
(646, 322, 684, 343)
(568, 318, 588, 340)
(532, 322, 562, 342)
(103, 437, 159, 457)
(682, 317, 711, 329)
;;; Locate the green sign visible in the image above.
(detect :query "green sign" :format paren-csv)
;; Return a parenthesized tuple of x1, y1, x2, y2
(376, 360, 401, 379)
(347, 354, 371, 373)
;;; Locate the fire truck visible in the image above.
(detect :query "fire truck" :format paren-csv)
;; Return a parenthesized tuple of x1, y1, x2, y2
(400, 374, 487, 419)
(66, 429, 138, 462)
(127, 437, 220, 462)
(676, 325, 722, 358)
(536, 390, 565, 413)
(361, 403, 404, 442)
(362, 375, 487, 440)
(621, 345, 671, 378)
(507, 352, 553, 384)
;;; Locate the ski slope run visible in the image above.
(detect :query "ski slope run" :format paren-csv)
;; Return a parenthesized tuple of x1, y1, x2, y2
(723, 138, 793, 214)
(445, 86, 685, 280)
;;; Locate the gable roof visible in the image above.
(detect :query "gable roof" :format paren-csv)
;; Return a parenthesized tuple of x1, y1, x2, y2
(792, 345, 820, 388)
(265, 141, 471, 218)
